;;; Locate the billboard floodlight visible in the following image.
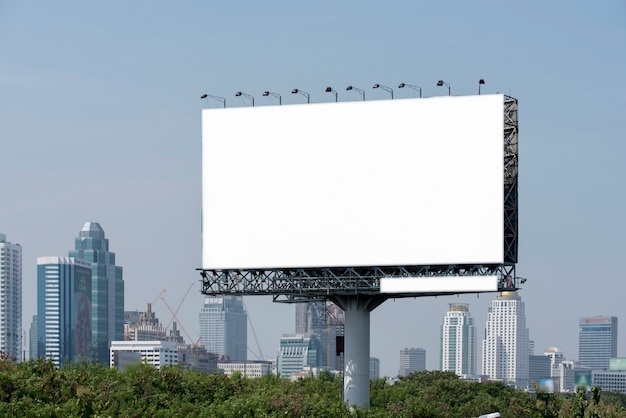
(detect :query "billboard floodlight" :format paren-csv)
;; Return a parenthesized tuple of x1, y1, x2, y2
(291, 89, 310, 104)
(398, 83, 422, 98)
(200, 93, 226, 108)
(346, 85, 365, 100)
(436, 80, 450, 96)
(262, 91, 282, 105)
(372, 83, 393, 99)
(235, 91, 255, 106)
(325, 86, 338, 102)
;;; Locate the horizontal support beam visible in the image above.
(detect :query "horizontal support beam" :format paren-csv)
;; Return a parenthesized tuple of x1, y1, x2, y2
(198, 263, 521, 300)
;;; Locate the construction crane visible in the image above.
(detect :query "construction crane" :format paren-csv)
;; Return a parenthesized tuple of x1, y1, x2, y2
(160, 296, 201, 348)
(242, 298, 265, 360)
(164, 282, 194, 330)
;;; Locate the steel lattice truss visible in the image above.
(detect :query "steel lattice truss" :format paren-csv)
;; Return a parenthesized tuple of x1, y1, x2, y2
(199, 96, 521, 302)
(503, 95, 519, 264)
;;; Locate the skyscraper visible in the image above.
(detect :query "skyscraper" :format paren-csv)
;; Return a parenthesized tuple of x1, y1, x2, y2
(29, 315, 38, 361)
(440, 303, 476, 376)
(482, 291, 530, 389)
(398, 347, 426, 376)
(36, 256, 92, 367)
(199, 295, 247, 361)
(578, 316, 617, 371)
(69, 222, 124, 365)
(295, 301, 337, 369)
(0, 233, 22, 360)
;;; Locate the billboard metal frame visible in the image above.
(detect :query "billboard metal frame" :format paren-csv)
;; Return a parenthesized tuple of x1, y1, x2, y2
(199, 95, 520, 300)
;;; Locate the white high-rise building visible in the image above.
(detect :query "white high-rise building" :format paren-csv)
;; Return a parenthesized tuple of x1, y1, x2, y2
(482, 291, 530, 389)
(440, 303, 476, 376)
(0, 234, 22, 360)
(199, 296, 247, 361)
(544, 347, 565, 380)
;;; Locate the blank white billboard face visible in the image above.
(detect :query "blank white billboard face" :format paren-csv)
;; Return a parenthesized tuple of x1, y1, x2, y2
(202, 95, 504, 270)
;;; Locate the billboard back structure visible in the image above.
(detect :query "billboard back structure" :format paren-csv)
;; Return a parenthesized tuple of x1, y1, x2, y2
(202, 95, 505, 272)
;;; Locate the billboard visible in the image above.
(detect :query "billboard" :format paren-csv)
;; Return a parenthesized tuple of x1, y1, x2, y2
(202, 95, 504, 271)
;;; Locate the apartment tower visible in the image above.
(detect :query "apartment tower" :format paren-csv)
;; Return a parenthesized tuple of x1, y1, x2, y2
(482, 291, 530, 388)
(440, 303, 476, 376)
(0, 234, 22, 360)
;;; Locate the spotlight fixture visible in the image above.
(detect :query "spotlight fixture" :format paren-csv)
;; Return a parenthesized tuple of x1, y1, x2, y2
(398, 83, 422, 98)
(200, 93, 226, 108)
(346, 85, 365, 101)
(436, 80, 450, 96)
(325, 86, 338, 102)
(262, 91, 281, 105)
(291, 89, 310, 104)
(373, 84, 393, 99)
(235, 91, 255, 106)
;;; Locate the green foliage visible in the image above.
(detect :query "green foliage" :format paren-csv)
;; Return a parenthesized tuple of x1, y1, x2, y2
(1, 359, 626, 417)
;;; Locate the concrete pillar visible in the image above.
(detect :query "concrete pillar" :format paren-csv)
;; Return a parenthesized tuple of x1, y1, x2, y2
(343, 297, 371, 410)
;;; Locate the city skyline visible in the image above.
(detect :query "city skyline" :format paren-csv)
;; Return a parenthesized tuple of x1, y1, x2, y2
(2, 2, 625, 377)
(8, 222, 626, 377)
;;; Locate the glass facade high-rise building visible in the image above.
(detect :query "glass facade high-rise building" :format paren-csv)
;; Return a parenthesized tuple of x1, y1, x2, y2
(0, 233, 22, 360)
(29, 315, 38, 361)
(440, 303, 476, 376)
(482, 291, 530, 389)
(36, 256, 92, 367)
(578, 316, 617, 371)
(295, 301, 328, 369)
(398, 347, 426, 376)
(68, 222, 124, 365)
(199, 295, 247, 361)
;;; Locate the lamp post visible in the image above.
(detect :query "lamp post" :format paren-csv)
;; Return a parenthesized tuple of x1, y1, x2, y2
(291, 89, 310, 104)
(200, 94, 226, 108)
(346, 85, 365, 101)
(262, 91, 281, 105)
(398, 83, 422, 98)
(325, 86, 338, 102)
(478, 79, 485, 95)
(436, 80, 450, 96)
(235, 91, 255, 106)
(372, 84, 393, 99)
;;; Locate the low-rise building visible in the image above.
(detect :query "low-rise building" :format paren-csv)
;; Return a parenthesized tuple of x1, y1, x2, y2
(110, 340, 178, 370)
(218, 360, 273, 378)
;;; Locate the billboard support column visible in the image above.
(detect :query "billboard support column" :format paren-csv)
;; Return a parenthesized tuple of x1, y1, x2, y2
(344, 298, 370, 409)
(333, 295, 385, 410)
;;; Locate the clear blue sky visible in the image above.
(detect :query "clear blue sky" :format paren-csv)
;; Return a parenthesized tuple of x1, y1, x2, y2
(1, 1, 625, 377)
